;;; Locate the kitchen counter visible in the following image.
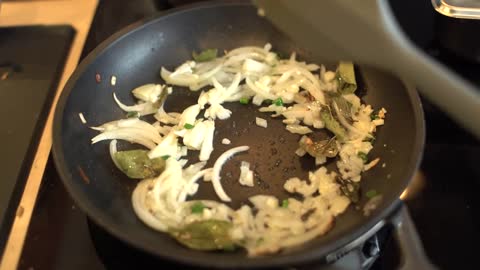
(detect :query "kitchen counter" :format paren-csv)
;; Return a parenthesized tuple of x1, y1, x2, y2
(0, 1, 98, 269)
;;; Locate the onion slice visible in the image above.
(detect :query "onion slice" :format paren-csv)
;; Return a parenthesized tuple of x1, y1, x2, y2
(132, 179, 168, 231)
(109, 139, 121, 169)
(113, 92, 157, 115)
(211, 146, 250, 202)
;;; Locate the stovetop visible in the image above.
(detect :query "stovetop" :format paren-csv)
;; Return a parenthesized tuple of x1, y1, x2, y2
(14, 0, 480, 269)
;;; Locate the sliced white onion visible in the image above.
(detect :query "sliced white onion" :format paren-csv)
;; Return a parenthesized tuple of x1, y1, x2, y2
(204, 103, 232, 120)
(116, 118, 161, 138)
(78, 113, 87, 124)
(183, 121, 207, 150)
(279, 214, 334, 249)
(190, 64, 223, 89)
(148, 131, 178, 159)
(239, 161, 254, 187)
(259, 104, 286, 114)
(199, 120, 215, 161)
(245, 77, 276, 100)
(111, 75, 117, 86)
(109, 139, 121, 168)
(255, 117, 267, 128)
(178, 104, 200, 128)
(283, 118, 299, 125)
(154, 106, 180, 125)
(161, 67, 199, 86)
(372, 119, 385, 126)
(156, 125, 172, 136)
(132, 179, 168, 231)
(203, 169, 213, 182)
(323, 71, 336, 82)
(295, 148, 307, 157)
(180, 146, 188, 157)
(211, 146, 250, 202)
(315, 156, 327, 165)
(252, 95, 264, 106)
(286, 124, 312, 135)
(132, 84, 163, 103)
(170, 61, 196, 77)
(95, 121, 161, 144)
(363, 157, 380, 171)
(178, 167, 210, 202)
(243, 58, 270, 74)
(92, 129, 157, 149)
(178, 159, 188, 167)
(227, 46, 268, 57)
(113, 92, 157, 115)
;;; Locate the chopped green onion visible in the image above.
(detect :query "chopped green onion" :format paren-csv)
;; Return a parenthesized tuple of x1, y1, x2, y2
(370, 111, 379, 121)
(161, 155, 170, 160)
(357, 152, 368, 163)
(184, 123, 194, 129)
(281, 199, 289, 208)
(274, 98, 284, 106)
(192, 48, 218, 62)
(366, 189, 378, 198)
(239, 97, 249, 105)
(126, 111, 140, 118)
(191, 202, 205, 214)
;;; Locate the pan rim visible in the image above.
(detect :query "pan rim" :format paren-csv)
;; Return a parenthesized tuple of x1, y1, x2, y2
(52, 1, 425, 268)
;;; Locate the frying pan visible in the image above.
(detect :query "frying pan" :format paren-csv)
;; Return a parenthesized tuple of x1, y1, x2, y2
(52, 2, 426, 269)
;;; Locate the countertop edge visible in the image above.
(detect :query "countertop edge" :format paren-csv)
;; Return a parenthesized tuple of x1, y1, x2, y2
(0, 1, 99, 269)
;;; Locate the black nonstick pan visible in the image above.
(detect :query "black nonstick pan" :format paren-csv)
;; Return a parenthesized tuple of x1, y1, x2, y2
(52, 2, 426, 269)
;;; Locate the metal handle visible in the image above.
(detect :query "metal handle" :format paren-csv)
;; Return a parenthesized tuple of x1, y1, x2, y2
(255, 0, 480, 138)
(391, 207, 437, 270)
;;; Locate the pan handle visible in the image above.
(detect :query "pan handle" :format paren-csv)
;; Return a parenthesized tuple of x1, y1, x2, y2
(391, 206, 437, 270)
(255, 0, 480, 138)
